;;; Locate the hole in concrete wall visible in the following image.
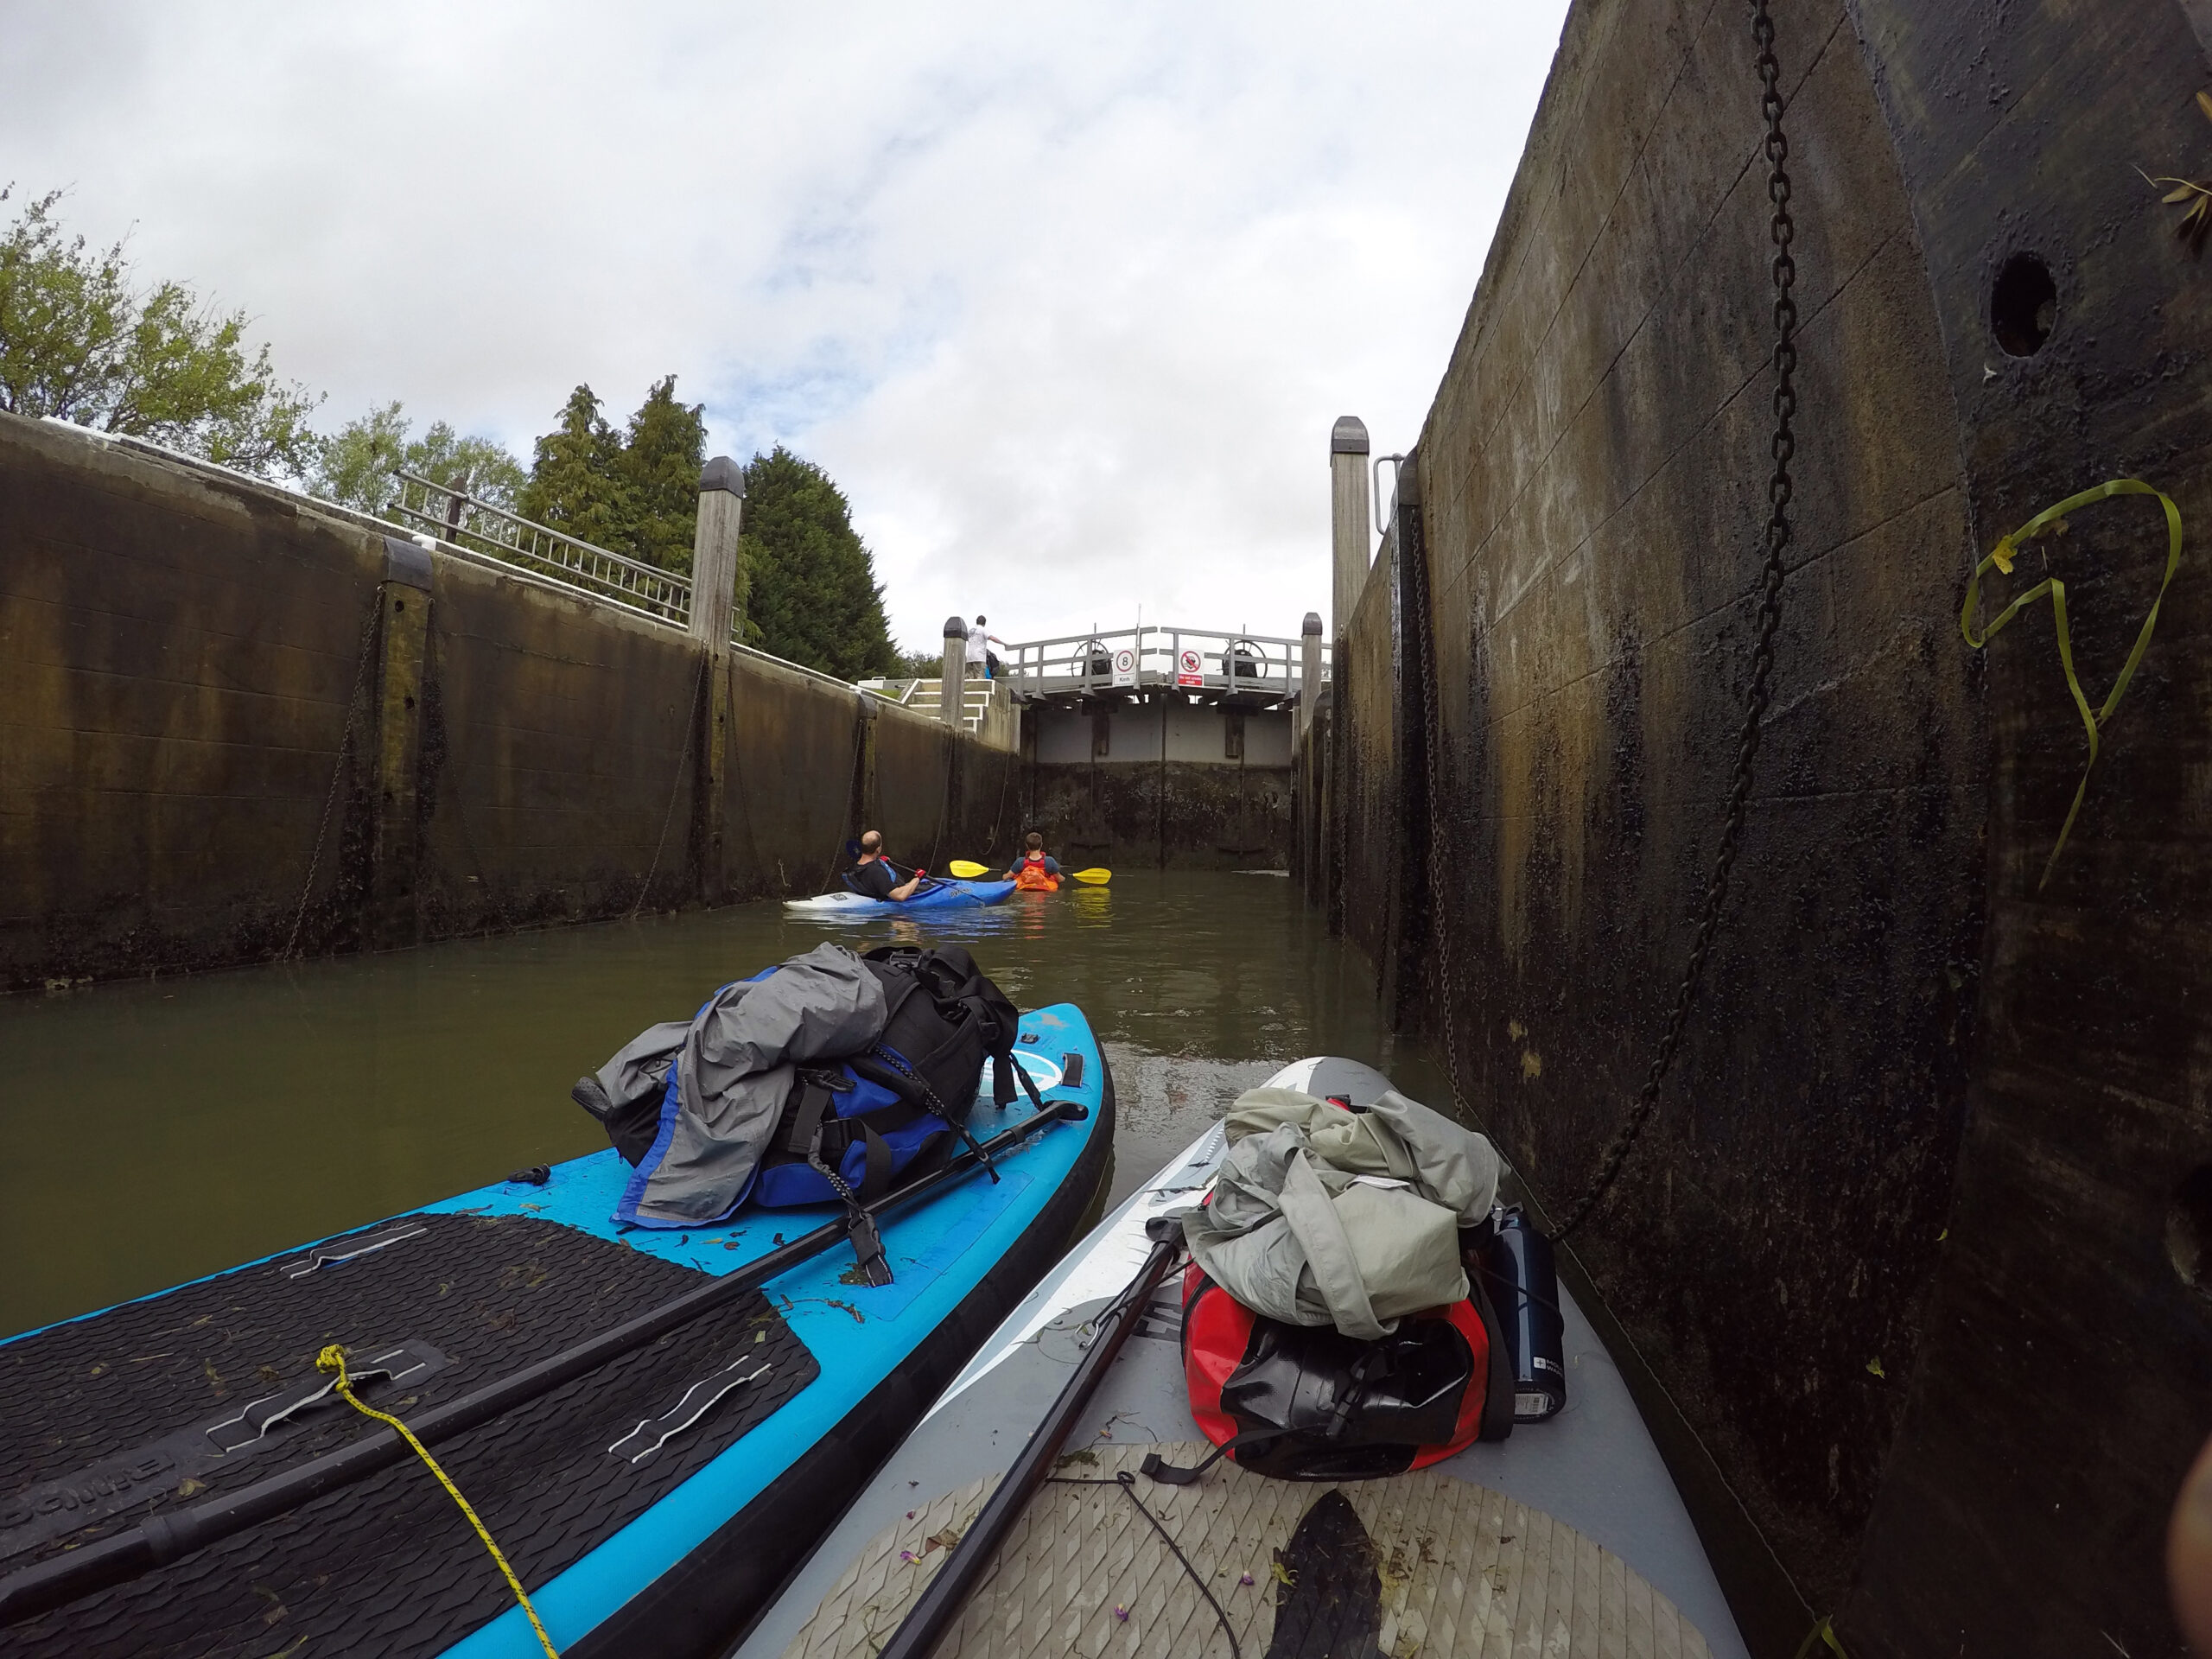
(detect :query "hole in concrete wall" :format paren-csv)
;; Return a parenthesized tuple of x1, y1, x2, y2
(1991, 254, 2057, 356)
(2165, 1166, 2212, 1296)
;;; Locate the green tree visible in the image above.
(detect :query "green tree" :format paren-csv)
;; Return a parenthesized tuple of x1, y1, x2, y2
(0, 187, 320, 477)
(618, 376, 706, 575)
(740, 446, 899, 680)
(516, 383, 631, 552)
(311, 399, 524, 516)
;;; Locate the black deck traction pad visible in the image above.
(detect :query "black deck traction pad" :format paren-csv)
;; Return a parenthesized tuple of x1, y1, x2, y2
(0, 1211, 818, 1658)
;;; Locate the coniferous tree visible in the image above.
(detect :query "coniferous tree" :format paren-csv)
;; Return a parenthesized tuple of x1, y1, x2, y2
(516, 384, 628, 550)
(619, 376, 706, 575)
(739, 446, 899, 680)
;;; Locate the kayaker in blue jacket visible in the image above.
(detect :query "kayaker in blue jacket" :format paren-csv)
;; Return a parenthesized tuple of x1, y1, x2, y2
(850, 830, 923, 901)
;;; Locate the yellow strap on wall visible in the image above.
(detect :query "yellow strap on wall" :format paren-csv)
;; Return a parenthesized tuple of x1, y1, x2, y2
(1959, 479, 2183, 889)
(316, 1344, 561, 1658)
(1793, 1614, 1851, 1659)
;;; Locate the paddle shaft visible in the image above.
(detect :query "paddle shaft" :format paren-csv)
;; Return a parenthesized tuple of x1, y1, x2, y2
(874, 1233, 1181, 1659)
(0, 1099, 1087, 1629)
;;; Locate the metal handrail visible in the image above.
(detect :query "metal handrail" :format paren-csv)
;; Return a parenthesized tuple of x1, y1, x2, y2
(32, 418, 694, 632)
(995, 622, 1329, 699)
(390, 471, 691, 625)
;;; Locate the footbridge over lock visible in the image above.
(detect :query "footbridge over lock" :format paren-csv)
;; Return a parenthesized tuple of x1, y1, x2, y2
(861, 620, 1332, 873)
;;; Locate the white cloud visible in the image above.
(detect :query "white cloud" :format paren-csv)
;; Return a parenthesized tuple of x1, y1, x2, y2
(1, 0, 1566, 651)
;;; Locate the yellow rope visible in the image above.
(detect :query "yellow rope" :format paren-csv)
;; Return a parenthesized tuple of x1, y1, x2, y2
(316, 1344, 561, 1657)
(1960, 478, 2183, 889)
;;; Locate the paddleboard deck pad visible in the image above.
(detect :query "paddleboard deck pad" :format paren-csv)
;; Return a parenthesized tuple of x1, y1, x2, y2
(777, 1441, 1714, 1659)
(0, 1003, 1113, 1659)
(1, 1215, 815, 1658)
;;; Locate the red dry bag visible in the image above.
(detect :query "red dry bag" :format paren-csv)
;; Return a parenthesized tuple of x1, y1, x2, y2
(1148, 1262, 1513, 1485)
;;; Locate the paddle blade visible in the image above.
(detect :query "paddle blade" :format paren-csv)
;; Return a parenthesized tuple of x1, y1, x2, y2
(1070, 868, 1111, 886)
(947, 859, 990, 879)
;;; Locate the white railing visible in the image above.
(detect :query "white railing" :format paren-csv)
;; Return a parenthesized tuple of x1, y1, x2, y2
(390, 471, 692, 626)
(994, 624, 1327, 701)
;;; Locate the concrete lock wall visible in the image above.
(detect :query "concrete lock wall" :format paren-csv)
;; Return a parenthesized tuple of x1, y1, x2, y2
(1334, 527, 1398, 984)
(1019, 702, 1294, 869)
(0, 414, 1024, 988)
(1315, 2, 2212, 1655)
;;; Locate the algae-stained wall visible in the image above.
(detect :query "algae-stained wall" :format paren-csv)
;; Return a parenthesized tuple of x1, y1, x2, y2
(1370, 0, 1985, 1642)
(416, 560, 711, 935)
(1018, 703, 1294, 868)
(1337, 531, 1400, 982)
(0, 420, 385, 976)
(0, 416, 1019, 987)
(1835, 4, 2212, 1656)
(1330, 0, 2212, 1653)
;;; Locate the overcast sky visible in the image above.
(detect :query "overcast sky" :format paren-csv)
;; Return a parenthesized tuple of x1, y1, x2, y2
(3, 2, 1567, 653)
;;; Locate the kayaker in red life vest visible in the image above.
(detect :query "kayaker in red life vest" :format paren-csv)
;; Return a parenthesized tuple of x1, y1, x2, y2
(1005, 832, 1061, 892)
(850, 830, 924, 901)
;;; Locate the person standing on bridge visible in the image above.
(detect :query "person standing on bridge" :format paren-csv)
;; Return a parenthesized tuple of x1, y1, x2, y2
(965, 615, 1007, 680)
(849, 830, 923, 901)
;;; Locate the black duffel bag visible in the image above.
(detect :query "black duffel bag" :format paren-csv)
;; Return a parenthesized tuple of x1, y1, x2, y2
(748, 944, 1045, 1211)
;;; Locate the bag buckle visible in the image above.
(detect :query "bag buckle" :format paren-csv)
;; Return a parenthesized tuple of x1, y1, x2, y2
(806, 1120, 893, 1287)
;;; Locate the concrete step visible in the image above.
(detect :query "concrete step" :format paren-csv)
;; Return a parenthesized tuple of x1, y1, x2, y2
(906, 678, 991, 732)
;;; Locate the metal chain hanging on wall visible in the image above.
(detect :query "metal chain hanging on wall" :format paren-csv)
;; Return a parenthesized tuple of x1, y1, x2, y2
(1548, 0, 1800, 1241)
(1414, 0, 1802, 1243)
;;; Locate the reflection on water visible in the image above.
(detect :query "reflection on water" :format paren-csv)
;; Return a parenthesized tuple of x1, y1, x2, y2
(0, 871, 1439, 1334)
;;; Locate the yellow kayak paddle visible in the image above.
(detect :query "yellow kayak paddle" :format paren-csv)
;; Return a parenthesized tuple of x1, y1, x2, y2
(948, 859, 1110, 887)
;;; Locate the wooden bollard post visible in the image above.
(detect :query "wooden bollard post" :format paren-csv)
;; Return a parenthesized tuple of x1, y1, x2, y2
(691, 457, 745, 902)
(941, 615, 967, 727)
(1330, 416, 1370, 642)
(690, 456, 746, 649)
(1299, 610, 1324, 737)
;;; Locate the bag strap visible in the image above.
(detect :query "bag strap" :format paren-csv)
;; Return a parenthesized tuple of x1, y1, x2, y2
(1466, 1253, 1516, 1443)
(1141, 1426, 1287, 1487)
(795, 1093, 893, 1287)
(856, 1122, 895, 1203)
(783, 1080, 837, 1159)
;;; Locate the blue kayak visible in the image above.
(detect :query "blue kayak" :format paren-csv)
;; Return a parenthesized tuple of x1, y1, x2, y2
(0, 1005, 1113, 1658)
(785, 877, 1016, 915)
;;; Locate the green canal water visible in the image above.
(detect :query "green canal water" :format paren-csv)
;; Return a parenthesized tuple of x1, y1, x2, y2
(0, 871, 1444, 1337)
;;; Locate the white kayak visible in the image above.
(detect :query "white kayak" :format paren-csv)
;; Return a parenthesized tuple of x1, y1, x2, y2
(738, 1056, 1751, 1659)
